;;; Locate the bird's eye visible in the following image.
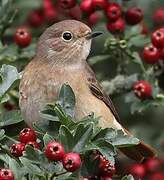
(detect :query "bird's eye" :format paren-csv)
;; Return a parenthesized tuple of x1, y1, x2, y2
(62, 31, 73, 41)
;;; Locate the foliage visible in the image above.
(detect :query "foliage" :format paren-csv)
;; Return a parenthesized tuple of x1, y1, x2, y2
(0, 84, 137, 179)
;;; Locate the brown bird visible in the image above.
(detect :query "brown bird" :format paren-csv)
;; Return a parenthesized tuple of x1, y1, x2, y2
(19, 20, 155, 162)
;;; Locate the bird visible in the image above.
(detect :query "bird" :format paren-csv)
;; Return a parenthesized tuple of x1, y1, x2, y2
(19, 20, 156, 162)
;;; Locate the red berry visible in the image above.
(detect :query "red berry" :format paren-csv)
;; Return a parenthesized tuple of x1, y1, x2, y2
(80, 0, 93, 14)
(57, 0, 76, 9)
(143, 44, 159, 64)
(0, 169, 14, 180)
(159, 47, 164, 59)
(26, 141, 40, 149)
(153, 8, 164, 27)
(133, 80, 152, 99)
(128, 164, 146, 178)
(92, 0, 108, 9)
(28, 10, 44, 27)
(88, 12, 100, 26)
(44, 7, 57, 22)
(150, 172, 164, 180)
(14, 27, 31, 48)
(99, 156, 116, 177)
(125, 7, 143, 25)
(69, 5, 82, 20)
(45, 141, 65, 161)
(106, 3, 121, 22)
(19, 128, 36, 144)
(10, 143, 25, 157)
(107, 18, 125, 33)
(144, 158, 161, 172)
(43, 0, 53, 10)
(80, 178, 89, 180)
(3, 103, 16, 111)
(151, 29, 164, 48)
(101, 177, 112, 180)
(62, 152, 81, 172)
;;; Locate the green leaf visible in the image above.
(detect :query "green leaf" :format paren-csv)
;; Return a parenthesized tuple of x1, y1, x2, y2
(43, 133, 54, 146)
(8, 157, 22, 180)
(72, 123, 93, 153)
(0, 129, 5, 140)
(129, 35, 150, 48)
(0, 110, 23, 127)
(54, 104, 75, 126)
(109, 130, 139, 147)
(0, 64, 20, 98)
(125, 25, 142, 39)
(24, 145, 42, 164)
(19, 157, 44, 176)
(93, 139, 116, 163)
(59, 125, 74, 152)
(58, 84, 75, 118)
(121, 175, 134, 180)
(88, 55, 111, 65)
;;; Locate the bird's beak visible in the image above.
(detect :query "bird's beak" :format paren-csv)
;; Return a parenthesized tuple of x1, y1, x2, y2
(85, 31, 103, 40)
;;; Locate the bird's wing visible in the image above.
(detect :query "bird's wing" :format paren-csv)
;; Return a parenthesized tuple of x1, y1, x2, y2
(85, 64, 121, 123)
(85, 64, 156, 162)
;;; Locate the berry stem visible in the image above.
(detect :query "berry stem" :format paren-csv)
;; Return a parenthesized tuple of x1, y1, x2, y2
(50, 171, 68, 179)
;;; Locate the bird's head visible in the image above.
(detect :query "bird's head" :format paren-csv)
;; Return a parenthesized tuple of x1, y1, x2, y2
(36, 20, 102, 66)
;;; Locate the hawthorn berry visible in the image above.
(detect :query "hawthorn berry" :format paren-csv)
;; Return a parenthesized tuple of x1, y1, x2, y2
(80, 0, 93, 14)
(101, 177, 112, 180)
(69, 5, 82, 20)
(43, 0, 53, 10)
(0, 169, 14, 180)
(143, 44, 159, 64)
(125, 7, 143, 25)
(88, 12, 100, 26)
(57, 0, 76, 9)
(45, 141, 65, 161)
(133, 80, 152, 99)
(144, 158, 161, 172)
(98, 156, 116, 177)
(92, 0, 108, 9)
(106, 3, 121, 22)
(153, 8, 164, 26)
(62, 152, 81, 172)
(28, 10, 44, 27)
(150, 172, 164, 180)
(19, 128, 36, 144)
(26, 141, 40, 149)
(3, 103, 16, 111)
(151, 29, 164, 48)
(14, 27, 31, 48)
(128, 163, 146, 179)
(10, 143, 25, 157)
(159, 47, 164, 59)
(44, 7, 57, 22)
(106, 18, 125, 33)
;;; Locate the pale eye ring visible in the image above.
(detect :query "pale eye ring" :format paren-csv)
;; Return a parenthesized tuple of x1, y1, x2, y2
(62, 31, 73, 41)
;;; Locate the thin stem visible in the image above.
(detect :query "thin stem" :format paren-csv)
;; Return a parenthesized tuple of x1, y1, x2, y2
(50, 171, 68, 179)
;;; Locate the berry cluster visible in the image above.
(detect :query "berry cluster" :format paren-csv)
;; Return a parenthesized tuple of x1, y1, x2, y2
(26, 0, 144, 33)
(143, 28, 164, 64)
(45, 141, 81, 172)
(128, 158, 164, 180)
(10, 128, 39, 157)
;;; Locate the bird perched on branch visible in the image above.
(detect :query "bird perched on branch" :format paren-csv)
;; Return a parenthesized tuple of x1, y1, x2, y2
(19, 20, 155, 162)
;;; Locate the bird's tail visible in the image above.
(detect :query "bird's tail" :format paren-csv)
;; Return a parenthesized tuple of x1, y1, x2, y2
(119, 128, 156, 162)
(119, 141, 156, 162)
